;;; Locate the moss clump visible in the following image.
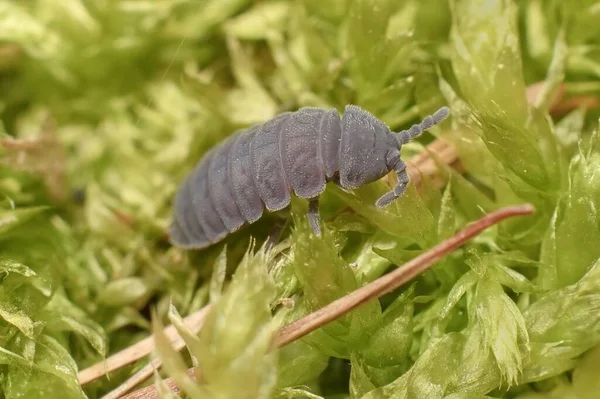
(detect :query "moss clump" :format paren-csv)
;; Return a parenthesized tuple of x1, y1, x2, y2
(1, 0, 600, 398)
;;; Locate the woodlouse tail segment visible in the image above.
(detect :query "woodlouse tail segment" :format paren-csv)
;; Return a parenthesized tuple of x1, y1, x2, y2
(169, 219, 196, 248)
(396, 106, 450, 145)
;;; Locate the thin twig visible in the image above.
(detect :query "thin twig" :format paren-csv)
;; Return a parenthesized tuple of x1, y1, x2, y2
(549, 96, 600, 116)
(121, 370, 191, 399)
(102, 357, 166, 399)
(526, 81, 599, 116)
(121, 204, 535, 399)
(404, 137, 463, 190)
(78, 306, 210, 385)
(274, 204, 535, 346)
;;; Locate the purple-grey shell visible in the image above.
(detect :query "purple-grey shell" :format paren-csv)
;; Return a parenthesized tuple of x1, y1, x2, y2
(172, 107, 344, 249)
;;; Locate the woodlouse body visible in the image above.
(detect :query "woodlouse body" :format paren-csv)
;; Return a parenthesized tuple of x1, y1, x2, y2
(170, 105, 449, 249)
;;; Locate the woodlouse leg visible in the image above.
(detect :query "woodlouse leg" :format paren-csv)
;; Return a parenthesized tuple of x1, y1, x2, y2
(375, 160, 409, 208)
(307, 198, 322, 237)
(266, 219, 288, 250)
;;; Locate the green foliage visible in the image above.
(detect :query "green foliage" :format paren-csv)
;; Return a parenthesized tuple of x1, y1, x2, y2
(538, 128, 600, 288)
(0, 0, 600, 399)
(0, 204, 104, 398)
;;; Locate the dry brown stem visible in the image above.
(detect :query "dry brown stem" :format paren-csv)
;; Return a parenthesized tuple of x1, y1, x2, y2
(78, 306, 210, 386)
(101, 357, 168, 399)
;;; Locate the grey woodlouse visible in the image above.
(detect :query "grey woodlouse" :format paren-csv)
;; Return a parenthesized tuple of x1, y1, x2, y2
(170, 104, 450, 249)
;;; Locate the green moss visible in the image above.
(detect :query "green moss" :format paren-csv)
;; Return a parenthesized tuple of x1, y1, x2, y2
(1, 0, 600, 398)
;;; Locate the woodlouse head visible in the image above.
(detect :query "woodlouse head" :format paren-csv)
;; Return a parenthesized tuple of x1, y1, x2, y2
(338, 105, 396, 188)
(339, 105, 450, 189)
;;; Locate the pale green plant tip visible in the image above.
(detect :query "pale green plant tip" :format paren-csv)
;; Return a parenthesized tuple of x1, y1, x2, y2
(151, 309, 208, 399)
(163, 242, 280, 399)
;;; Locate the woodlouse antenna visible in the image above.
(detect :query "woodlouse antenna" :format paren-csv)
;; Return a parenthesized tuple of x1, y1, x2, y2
(396, 106, 450, 145)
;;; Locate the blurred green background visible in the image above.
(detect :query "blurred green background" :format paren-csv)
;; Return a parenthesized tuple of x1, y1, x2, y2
(1, 0, 600, 398)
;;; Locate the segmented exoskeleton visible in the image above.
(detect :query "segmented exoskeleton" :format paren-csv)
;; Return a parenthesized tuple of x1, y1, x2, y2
(170, 105, 449, 249)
